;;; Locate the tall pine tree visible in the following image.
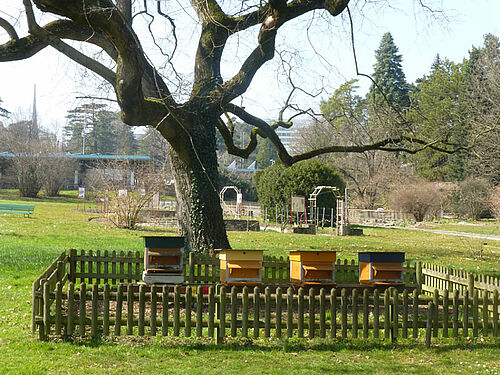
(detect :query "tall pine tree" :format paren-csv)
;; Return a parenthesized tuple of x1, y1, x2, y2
(367, 32, 411, 111)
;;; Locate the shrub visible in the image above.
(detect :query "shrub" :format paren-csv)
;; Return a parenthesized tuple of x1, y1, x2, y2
(388, 180, 442, 222)
(488, 185, 500, 219)
(450, 177, 492, 220)
(256, 159, 345, 212)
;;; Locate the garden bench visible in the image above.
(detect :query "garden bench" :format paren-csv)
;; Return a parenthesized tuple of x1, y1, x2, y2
(0, 203, 35, 217)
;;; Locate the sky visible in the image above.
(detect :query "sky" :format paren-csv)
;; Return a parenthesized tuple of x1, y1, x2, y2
(0, 0, 499, 138)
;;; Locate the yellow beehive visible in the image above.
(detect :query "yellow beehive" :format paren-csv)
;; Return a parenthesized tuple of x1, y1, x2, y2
(358, 252, 405, 286)
(289, 251, 337, 286)
(219, 249, 263, 286)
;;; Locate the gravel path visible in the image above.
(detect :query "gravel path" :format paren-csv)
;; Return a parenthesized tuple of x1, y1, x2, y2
(398, 227, 500, 241)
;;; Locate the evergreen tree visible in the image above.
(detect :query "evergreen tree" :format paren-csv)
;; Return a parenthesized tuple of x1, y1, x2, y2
(367, 32, 411, 111)
(407, 56, 468, 181)
(64, 103, 137, 154)
(256, 139, 277, 168)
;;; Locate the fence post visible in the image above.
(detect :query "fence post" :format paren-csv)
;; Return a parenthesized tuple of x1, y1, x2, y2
(392, 288, 399, 342)
(67, 282, 75, 337)
(319, 288, 326, 338)
(482, 291, 489, 337)
(69, 249, 76, 283)
(433, 289, 439, 338)
(373, 289, 380, 339)
(308, 288, 315, 339)
(43, 281, 51, 338)
(384, 288, 390, 339)
(103, 283, 110, 337)
(173, 285, 180, 336)
(127, 284, 134, 335)
(218, 285, 226, 344)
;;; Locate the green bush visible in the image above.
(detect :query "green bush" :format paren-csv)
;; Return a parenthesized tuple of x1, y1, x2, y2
(256, 159, 345, 211)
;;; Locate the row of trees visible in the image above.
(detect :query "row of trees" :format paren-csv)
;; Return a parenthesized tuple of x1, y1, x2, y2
(298, 33, 499, 210)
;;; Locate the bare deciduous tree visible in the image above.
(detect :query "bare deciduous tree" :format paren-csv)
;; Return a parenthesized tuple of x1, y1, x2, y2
(0, 0, 477, 251)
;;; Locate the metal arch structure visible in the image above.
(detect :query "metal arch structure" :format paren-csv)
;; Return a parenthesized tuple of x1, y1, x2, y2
(308, 186, 349, 235)
(219, 185, 242, 217)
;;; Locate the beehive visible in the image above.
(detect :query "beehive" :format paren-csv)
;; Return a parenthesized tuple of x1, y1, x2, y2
(289, 251, 337, 286)
(142, 236, 184, 284)
(358, 252, 405, 286)
(219, 249, 263, 286)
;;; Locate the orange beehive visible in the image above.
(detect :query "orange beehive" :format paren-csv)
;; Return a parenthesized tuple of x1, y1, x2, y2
(358, 252, 405, 286)
(219, 249, 263, 286)
(289, 251, 337, 286)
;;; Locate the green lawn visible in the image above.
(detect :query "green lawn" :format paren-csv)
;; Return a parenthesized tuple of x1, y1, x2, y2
(0, 191, 499, 374)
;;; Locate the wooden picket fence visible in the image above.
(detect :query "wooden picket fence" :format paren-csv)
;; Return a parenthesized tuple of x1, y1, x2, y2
(32, 250, 500, 346)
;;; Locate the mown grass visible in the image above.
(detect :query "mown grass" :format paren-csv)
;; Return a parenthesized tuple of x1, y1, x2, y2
(0, 191, 499, 374)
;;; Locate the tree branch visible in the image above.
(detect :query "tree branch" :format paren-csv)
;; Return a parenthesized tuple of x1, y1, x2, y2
(0, 17, 19, 40)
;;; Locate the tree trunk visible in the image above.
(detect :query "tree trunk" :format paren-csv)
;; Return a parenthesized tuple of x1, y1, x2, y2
(169, 116, 230, 253)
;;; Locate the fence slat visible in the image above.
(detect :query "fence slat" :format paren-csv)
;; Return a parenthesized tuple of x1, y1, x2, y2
(67, 282, 75, 336)
(352, 289, 358, 339)
(412, 289, 418, 339)
(493, 290, 498, 337)
(230, 287, 237, 337)
(173, 285, 180, 336)
(319, 288, 326, 339)
(363, 289, 369, 339)
(127, 284, 134, 335)
(115, 284, 123, 336)
(298, 288, 304, 338)
(426, 301, 433, 348)
(402, 289, 408, 339)
(276, 287, 283, 339)
(341, 288, 347, 338)
(374, 289, 380, 339)
(91, 284, 99, 337)
(433, 289, 439, 338)
(308, 288, 315, 339)
(242, 286, 249, 338)
(208, 286, 215, 338)
(103, 283, 110, 336)
(265, 287, 271, 338)
(443, 290, 449, 338)
(254, 287, 260, 338)
(330, 288, 337, 339)
(79, 282, 86, 337)
(463, 291, 469, 337)
(384, 288, 390, 339)
(150, 285, 157, 336)
(162, 286, 169, 336)
(55, 282, 62, 336)
(482, 291, 489, 337)
(185, 286, 192, 337)
(139, 284, 145, 336)
(452, 290, 459, 338)
(287, 287, 293, 338)
(473, 290, 479, 337)
(196, 286, 203, 337)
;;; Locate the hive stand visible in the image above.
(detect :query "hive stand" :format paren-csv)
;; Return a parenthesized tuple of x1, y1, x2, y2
(289, 250, 337, 286)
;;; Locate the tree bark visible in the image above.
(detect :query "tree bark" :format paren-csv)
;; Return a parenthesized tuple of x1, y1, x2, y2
(168, 114, 230, 253)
